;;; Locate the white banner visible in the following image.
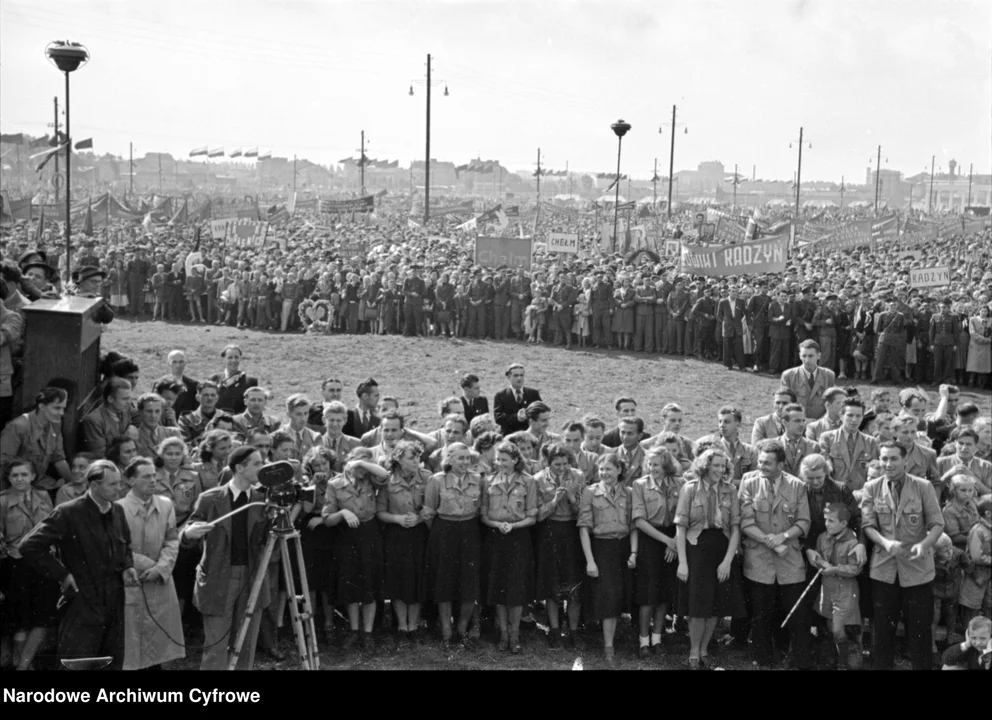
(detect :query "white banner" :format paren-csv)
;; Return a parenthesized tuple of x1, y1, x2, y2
(909, 266, 950, 288)
(548, 232, 579, 254)
(210, 218, 233, 240)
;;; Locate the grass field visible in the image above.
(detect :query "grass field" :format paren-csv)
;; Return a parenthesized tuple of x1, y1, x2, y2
(102, 318, 990, 670)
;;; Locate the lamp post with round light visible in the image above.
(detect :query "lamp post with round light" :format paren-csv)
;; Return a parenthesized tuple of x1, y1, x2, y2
(610, 119, 631, 253)
(45, 40, 89, 282)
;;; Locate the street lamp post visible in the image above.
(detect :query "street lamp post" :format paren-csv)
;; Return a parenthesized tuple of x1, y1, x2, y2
(45, 40, 89, 283)
(611, 119, 631, 253)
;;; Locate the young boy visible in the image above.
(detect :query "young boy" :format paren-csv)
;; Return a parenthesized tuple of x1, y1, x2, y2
(932, 533, 967, 653)
(55, 453, 95, 506)
(959, 495, 992, 625)
(943, 475, 980, 550)
(941, 615, 991, 670)
(807, 502, 864, 670)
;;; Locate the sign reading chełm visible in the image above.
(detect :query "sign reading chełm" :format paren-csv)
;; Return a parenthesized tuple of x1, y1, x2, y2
(547, 232, 579, 254)
(909, 266, 950, 288)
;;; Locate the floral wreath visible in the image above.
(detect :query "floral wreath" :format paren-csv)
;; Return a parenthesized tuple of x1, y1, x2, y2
(298, 298, 332, 334)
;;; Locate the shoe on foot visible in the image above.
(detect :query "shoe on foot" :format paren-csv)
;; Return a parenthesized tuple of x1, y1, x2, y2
(547, 628, 561, 649)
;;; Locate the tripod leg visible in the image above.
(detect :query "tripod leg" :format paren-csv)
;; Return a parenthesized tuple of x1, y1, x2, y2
(291, 532, 320, 670)
(228, 533, 276, 671)
(280, 536, 312, 669)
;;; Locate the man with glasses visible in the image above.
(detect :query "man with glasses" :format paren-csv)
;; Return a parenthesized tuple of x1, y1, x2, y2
(19, 460, 140, 670)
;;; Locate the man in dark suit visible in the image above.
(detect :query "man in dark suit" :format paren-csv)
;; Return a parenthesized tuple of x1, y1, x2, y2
(19, 460, 140, 670)
(493, 363, 541, 436)
(181, 446, 272, 670)
(768, 288, 794, 375)
(343, 377, 381, 438)
(746, 281, 772, 372)
(459, 373, 489, 426)
(872, 297, 906, 384)
(717, 285, 747, 370)
(402, 265, 427, 337)
(166, 349, 201, 416)
(602, 396, 650, 448)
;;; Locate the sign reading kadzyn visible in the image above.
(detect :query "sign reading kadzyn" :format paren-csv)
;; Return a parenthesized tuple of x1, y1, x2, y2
(547, 232, 579, 254)
(909, 266, 950, 288)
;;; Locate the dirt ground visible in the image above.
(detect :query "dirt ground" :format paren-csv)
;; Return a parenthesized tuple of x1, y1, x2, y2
(100, 318, 990, 670)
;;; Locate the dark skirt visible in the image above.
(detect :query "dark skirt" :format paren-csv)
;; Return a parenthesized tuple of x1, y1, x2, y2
(634, 525, 678, 607)
(301, 523, 335, 595)
(173, 544, 199, 605)
(383, 522, 428, 604)
(677, 529, 747, 619)
(535, 520, 583, 600)
(424, 518, 481, 604)
(0, 557, 59, 632)
(332, 519, 383, 605)
(583, 536, 632, 622)
(483, 526, 535, 606)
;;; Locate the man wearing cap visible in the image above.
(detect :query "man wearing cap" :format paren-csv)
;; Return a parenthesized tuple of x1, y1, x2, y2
(509, 267, 531, 341)
(402, 265, 426, 337)
(929, 298, 960, 385)
(872, 297, 907, 385)
(747, 282, 772, 373)
(180, 446, 272, 670)
(552, 272, 578, 349)
(589, 270, 613, 349)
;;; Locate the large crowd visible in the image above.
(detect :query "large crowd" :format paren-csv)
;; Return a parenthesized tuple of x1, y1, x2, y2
(0, 199, 991, 672)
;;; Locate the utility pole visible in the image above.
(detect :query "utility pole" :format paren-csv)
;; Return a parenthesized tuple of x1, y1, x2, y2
(652, 157, 658, 208)
(359, 130, 366, 194)
(424, 53, 431, 225)
(967, 162, 973, 207)
(129, 142, 134, 197)
(928, 154, 935, 214)
(667, 104, 676, 218)
(53, 96, 60, 204)
(873, 145, 882, 215)
(794, 126, 804, 218)
(535, 148, 542, 203)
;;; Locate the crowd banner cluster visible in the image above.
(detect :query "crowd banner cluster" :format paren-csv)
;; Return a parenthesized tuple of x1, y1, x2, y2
(909, 265, 951, 288)
(813, 219, 873, 252)
(680, 234, 789, 276)
(210, 217, 269, 246)
(318, 196, 375, 213)
(547, 232, 579, 253)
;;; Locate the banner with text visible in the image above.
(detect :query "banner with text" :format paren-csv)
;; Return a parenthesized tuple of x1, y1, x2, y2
(713, 217, 747, 245)
(548, 232, 579, 254)
(475, 236, 532, 270)
(910, 266, 950, 288)
(319, 196, 374, 214)
(815, 219, 873, 252)
(680, 235, 788, 276)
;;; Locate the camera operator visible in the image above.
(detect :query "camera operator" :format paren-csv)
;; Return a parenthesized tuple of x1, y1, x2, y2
(17, 460, 139, 670)
(181, 446, 271, 670)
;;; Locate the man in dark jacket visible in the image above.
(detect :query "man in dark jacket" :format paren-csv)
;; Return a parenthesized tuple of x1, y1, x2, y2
(19, 460, 139, 670)
(493, 363, 541, 436)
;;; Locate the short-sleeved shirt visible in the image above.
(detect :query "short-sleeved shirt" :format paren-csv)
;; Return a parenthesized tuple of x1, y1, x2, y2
(577, 481, 632, 539)
(375, 468, 432, 516)
(323, 473, 378, 524)
(738, 471, 811, 585)
(534, 468, 584, 522)
(421, 472, 483, 522)
(674, 477, 741, 545)
(0, 488, 54, 559)
(482, 472, 538, 523)
(631, 474, 683, 528)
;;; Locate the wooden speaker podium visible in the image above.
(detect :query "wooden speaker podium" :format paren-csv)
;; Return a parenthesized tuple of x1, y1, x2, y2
(21, 296, 105, 454)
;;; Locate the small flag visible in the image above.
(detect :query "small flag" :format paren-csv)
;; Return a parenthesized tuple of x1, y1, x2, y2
(193, 226, 202, 253)
(407, 218, 421, 230)
(29, 135, 51, 149)
(243, 148, 258, 158)
(229, 147, 242, 158)
(456, 217, 477, 231)
(31, 143, 67, 172)
(74, 138, 93, 150)
(142, 212, 153, 231)
(496, 208, 508, 228)
(604, 176, 620, 193)
(189, 147, 208, 157)
(207, 147, 224, 158)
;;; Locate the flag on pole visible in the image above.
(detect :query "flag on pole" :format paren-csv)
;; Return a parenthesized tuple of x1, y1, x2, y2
(604, 176, 620, 193)
(456, 217, 477, 231)
(229, 147, 242, 158)
(207, 147, 225, 158)
(142, 212, 153, 232)
(74, 138, 93, 150)
(243, 148, 258, 158)
(407, 218, 421, 230)
(496, 208, 508, 229)
(189, 147, 208, 157)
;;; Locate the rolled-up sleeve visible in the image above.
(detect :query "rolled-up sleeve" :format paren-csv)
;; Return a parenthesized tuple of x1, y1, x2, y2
(738, 479, 757, 532)
(674, 483, 692, 528)
(920, 481, 944, 532)
(576, 487, 594, 530)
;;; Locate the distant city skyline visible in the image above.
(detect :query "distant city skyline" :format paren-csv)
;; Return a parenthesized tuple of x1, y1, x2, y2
(1, 1, 989, 184)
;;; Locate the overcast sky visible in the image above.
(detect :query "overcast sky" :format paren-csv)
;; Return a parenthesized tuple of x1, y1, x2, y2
(1, 0, 989, 182)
